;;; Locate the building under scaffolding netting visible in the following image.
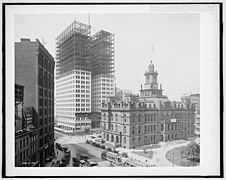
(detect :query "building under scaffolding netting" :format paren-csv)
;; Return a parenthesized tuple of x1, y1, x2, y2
(56, 21, 91, 77)
(91, 30, 115, 77)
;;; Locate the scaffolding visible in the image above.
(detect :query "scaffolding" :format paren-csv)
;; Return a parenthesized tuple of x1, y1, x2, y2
(91, 30, 115, 77)
(56, 21, 91, 77)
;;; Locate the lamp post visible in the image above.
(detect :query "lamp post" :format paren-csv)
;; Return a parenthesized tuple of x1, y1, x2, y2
(181, 150, 183, 166)
(172, 152, 174, 166)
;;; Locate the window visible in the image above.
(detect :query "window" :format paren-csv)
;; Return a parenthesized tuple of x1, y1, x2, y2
(161, 124, 164, 131)
(104, 123, 106, 130)
(138, 114, 141, 122)
(138, 126, 141, 133)
(132, 126, 135, 134)
(123, 126, 126, 134)
(115, 114, 118, 121)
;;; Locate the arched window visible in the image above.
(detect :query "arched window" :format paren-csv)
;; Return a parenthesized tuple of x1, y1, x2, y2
(153, 124, 156, 131)
(115, 125, 118, 132)
(148, 125, 150, 132)
(107, 134, 109, 141)
(116, 136, 119, 143)
(123, 126, 126, 134)
(151, 125, 153, 132)
(111, 124, 113, 130)
(168, 124, 170, 131)
(111, 135, 114, 142)
(138, 136, 141, 143)
(115, 114, 118, 121)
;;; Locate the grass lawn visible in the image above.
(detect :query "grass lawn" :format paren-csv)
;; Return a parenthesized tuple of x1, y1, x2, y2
(166, 146, 200, 167)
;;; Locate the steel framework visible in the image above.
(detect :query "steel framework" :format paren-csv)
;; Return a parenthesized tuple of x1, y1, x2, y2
(56, 21, 91, 76)
(91, 30, 115, 77)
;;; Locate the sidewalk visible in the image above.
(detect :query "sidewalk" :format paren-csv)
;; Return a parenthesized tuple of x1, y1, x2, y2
(151, 141, 190, 166)
(45, 148, 66, 167)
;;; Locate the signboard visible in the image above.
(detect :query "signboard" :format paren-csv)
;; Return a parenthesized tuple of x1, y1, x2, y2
(171, 119, 176, 122)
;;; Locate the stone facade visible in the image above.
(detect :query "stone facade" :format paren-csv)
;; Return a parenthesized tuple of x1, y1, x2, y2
(101, 61, 196, 149)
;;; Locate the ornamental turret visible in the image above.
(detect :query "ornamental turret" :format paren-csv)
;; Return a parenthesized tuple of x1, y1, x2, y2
(139, 60, 168, 102)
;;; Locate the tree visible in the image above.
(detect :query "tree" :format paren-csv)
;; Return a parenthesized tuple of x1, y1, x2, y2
(184, 142, 200, 165)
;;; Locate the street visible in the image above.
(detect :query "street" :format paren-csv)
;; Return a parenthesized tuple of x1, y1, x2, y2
(49, 132, 111, 167)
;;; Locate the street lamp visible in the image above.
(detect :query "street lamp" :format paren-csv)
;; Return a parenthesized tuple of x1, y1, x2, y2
(172, 152, 174, 166)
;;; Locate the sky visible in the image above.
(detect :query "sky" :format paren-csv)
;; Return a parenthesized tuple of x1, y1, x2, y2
(15, 12, 200, 101)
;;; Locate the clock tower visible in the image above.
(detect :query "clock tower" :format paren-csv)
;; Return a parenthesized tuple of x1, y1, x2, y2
(139, 60, 168, 102)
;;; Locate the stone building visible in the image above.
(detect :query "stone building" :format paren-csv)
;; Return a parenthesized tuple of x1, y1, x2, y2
(15, 84, 40, 167)
(101, 61, 195, 149)
(15, 39, 55, 166)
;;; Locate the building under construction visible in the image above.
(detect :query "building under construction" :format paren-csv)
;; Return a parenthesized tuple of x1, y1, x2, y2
(91, 30, 115, 77)
(56, 21, 91, 77)
(55, 20, 115, 132)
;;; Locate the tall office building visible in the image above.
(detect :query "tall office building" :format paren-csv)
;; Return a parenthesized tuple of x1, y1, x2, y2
(91, 30, 115, 112)
(15, 38, 55, 166)
(55, 21, 92, 132)
(55, 21, 115, 132)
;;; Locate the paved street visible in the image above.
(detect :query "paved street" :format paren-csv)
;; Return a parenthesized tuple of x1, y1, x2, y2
(52, 131, 193, 167)
(51, 133, 111, 167)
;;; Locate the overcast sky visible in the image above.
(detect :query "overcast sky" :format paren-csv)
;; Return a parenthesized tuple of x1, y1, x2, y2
(15, 12, 200, 101)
